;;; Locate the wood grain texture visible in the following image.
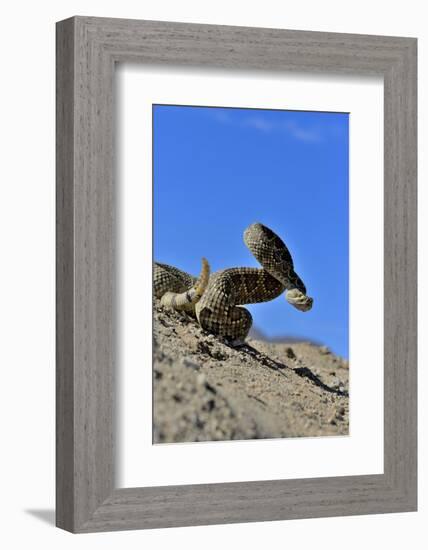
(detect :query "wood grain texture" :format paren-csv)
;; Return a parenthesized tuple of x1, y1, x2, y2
(56, 16, 417, 533)
(56, 18, 76, 531)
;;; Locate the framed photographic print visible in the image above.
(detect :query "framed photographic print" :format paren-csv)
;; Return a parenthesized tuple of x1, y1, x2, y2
(56, 16, 417, 532)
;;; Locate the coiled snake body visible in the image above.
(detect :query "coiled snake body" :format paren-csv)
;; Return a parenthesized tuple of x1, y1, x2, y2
(154, 223, 313, 343)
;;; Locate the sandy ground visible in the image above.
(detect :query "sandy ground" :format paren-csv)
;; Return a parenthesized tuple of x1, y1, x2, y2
(153, 299, 349, 443)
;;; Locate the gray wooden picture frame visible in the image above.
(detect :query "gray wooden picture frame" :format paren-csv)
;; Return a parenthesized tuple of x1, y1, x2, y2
(56, 16, 417, 533)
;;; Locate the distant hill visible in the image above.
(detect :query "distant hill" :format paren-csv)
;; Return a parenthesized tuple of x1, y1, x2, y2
(248, 325, 324, 347)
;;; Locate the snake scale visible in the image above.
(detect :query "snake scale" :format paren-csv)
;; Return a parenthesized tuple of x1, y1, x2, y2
(154, 223, 313, 343)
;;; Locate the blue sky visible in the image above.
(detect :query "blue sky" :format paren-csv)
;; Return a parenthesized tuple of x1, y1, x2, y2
(153, 105, 349, 358)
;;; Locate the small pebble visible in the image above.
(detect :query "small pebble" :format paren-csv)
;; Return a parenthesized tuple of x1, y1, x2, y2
(285, 347, 296, 359)
(181, 357, 200, 370)
(197, 373, 207, 386)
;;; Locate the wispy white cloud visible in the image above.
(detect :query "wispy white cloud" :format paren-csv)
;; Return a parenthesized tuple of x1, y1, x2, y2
(208, 109, 325, 143)
(243, 116, 275, 133)
(283, 121, 322, 143)
(211, 110, 232, 124)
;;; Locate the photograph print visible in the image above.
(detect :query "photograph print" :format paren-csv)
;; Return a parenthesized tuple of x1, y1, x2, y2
(153, 104, 349, 444)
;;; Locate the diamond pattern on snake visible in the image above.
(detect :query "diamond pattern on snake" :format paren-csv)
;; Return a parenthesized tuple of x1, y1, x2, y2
(154, 222, 313, 344)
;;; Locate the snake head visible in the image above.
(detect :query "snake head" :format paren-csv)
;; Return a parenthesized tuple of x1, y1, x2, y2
(244, 223, 308, 293)
(286, 288, 313, 312)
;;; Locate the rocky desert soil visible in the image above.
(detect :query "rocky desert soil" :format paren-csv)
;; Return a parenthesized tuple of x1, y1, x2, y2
(153, 299, 349, 444)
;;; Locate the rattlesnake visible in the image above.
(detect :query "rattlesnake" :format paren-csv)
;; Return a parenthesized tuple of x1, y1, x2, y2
(154, 223, 313, 343)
